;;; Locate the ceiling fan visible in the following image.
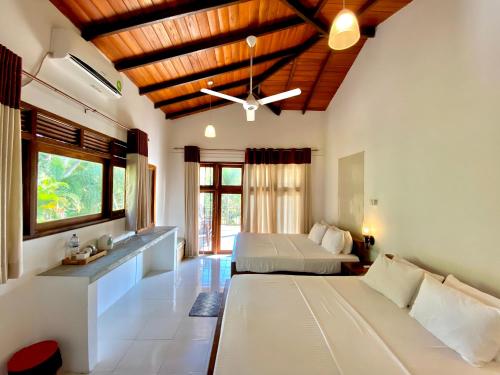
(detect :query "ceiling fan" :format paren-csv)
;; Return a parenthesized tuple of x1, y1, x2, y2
(200, 35, 302, 122)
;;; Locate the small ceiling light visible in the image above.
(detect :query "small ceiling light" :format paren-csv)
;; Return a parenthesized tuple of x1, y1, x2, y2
(205, 124, 216, 138)
(207, 80, 214, 86)
(204, 90, 216, 138)
(328, 1, 360, 51)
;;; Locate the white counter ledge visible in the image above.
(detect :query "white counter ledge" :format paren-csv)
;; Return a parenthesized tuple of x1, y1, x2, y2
(38, 226, 177, 283)
(35, 225, 178, 373)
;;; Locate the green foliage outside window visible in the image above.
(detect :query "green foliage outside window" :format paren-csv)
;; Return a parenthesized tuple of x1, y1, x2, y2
(37, 152, 103, 223)
(221, 194, 241, 226)
(221, 167, 242, 186)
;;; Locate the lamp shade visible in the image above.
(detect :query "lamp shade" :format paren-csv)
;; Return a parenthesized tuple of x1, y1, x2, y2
(204, 124, 216, 138)
(328, 8, 360, 50)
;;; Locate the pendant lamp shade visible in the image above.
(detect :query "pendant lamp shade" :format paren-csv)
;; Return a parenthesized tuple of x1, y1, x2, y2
(204, 124, 216, 138)
(328, 8, 360, 50)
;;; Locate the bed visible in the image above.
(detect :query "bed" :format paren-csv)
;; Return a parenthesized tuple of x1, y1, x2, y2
(210, 275, 500, 375)
(231, 232, 366, 276)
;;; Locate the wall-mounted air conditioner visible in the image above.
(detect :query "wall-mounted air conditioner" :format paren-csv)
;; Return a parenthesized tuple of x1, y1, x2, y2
(50, 28, 123, 98)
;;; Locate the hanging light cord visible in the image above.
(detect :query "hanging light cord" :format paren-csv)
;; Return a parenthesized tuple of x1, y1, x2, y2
(249, 44, 253, 93)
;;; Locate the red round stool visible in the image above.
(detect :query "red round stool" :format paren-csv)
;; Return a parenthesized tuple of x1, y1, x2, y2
(7, 340, 62, 375)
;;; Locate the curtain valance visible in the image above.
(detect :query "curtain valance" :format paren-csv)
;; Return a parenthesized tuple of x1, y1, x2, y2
(245, 148, 311, 165)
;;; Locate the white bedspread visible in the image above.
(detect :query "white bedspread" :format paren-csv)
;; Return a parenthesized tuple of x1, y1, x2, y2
(215, 275, 500, 375)
(233, 233, 359, 274)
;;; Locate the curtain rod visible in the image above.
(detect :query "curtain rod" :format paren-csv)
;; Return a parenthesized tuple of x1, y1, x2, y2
(173, 147, 320, 152)
(21, 70, 130, 131)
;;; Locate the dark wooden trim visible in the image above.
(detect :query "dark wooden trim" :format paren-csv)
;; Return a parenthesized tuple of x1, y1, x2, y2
(155, 76, 253, 108)
(158, 34, 319, 108)
(139, 46, 298, 95)
(24, 217, 124, 241)
(357, 0, 380, 16)
(280, 0, 377, 37)
(81, 0, 250, 41)
(302, 50, 331, 114)
(165, 34, 320, 118)
(231, 261, 343, 277)
(115, 17, 305, 71)
(21, 102, 127, 240)
(165, 94, 247, 119)
(253, 91, 282, 116)
(279, 0, 329, 35)
(207, 279, 230, 375)
(313, 0, 329, 17)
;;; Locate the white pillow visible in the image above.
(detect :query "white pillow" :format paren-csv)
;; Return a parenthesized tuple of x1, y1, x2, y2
(321, 228, 345, 254)
(410, 275, 500, 367)
(362, 254, 424, 308)
(393, 255, 445, 283)
(444, 274, 500, 362)
(320, 221, 353, 254)
(341, 230, 353, 254)
(308, 223, 328, 244)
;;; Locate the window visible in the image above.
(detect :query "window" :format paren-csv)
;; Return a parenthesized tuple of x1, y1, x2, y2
(112, 166, 125, 211)
(198, 163, 243, 254)
(21, 103, 127, 239)
(37, 152, 103, 223)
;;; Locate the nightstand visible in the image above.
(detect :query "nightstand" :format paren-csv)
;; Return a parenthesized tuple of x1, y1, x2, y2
(341, 261, 372, 276)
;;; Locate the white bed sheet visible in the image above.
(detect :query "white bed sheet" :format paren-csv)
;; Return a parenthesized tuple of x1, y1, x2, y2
(232, 233, 359, 274)
(215, 275, 500, 375)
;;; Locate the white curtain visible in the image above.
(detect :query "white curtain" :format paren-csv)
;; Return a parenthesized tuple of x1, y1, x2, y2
(0, 45, 23, 283)
(184, 146, 200, 257)
(126, 153, 149, 231)
(126, 129, 149, 232)
(243, 149, 311, 234)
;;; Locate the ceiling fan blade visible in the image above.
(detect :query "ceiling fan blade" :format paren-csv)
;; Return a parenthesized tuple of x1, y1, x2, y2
(246, 109, 255, 122)
(200, 88, 246, 104)
(257, 88, 301, 105)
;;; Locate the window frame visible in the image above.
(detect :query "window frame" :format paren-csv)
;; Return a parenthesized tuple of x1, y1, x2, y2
(199, 162, 243, 254)
(21, 102, 127, 240)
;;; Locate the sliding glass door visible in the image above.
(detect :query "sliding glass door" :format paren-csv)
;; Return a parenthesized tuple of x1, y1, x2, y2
(198, 163, 243, 254)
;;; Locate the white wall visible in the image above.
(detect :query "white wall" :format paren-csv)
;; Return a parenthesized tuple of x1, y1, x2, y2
(0, 0, 169, 371)
(166, 104, 326, 237)
(323, 0, 500, 296)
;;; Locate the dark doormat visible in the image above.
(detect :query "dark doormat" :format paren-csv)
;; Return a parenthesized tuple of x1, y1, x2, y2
(189, 292, 222, 317)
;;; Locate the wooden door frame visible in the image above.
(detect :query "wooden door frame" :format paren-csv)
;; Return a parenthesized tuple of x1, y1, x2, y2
(199, 162, 243, 254)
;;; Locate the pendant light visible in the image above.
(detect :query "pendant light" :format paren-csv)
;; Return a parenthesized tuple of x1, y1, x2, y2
(328, 0, 360, 51)
(204, 81, 216, 138)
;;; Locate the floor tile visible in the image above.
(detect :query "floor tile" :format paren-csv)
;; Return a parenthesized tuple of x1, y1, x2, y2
(115, 340, 170, 373)
(94, 339, 133, 371)
(158, 339, 211, 374)
(93, 256, 230, 375)
(174, 317, 217, 340)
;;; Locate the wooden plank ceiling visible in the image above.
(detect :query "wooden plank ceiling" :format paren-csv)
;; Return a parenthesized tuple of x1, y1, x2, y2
(50, 0, 412, 119)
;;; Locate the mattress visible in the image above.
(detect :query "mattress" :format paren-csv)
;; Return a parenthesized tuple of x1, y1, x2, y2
(214, 275, 500, 375)
(232, 233, 359, 274)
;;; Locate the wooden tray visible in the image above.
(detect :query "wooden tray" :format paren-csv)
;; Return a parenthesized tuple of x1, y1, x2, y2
(62, 250, 107, 265)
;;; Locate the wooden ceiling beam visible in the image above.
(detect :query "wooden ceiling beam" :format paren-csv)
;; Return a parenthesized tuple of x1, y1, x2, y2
(280, 0, 377, 37)
(139, 46, 299, 95)
(165, 94, 248, 120)
(155, 35, 321, 108)
(115, 17, 305, 71)
(302, 50, 332, 114)
(357, 0, 380, 16)
(81, 0, 250, 41)
(281, 58, 298, 110)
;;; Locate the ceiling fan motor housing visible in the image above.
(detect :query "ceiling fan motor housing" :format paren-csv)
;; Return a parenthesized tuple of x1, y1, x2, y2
(243, 93, 259, 111)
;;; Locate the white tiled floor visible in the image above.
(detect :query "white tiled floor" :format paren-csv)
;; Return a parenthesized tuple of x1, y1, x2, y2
(66, 255, 231, 375)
